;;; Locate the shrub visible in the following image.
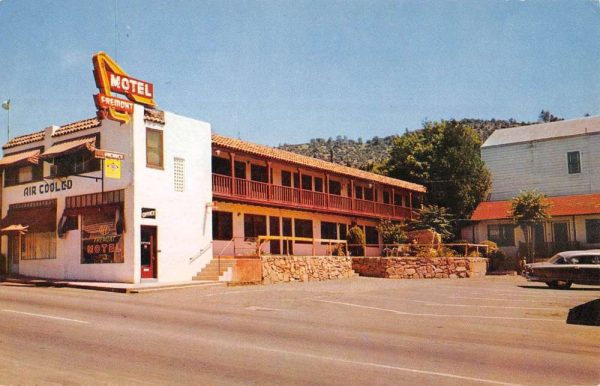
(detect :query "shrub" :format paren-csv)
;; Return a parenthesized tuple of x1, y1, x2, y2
(346, 224, 366, 256)
(479, 240, 498, 257)
(376, 219, 408, 245)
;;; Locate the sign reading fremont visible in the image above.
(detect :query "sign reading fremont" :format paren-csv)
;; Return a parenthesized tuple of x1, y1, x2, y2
(93, 52, 156, 124)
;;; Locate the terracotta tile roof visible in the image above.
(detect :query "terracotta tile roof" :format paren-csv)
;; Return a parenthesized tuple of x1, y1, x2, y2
(2, 130, 45, 150)
(212, 133, 427, 192)
(144, 108, 165, 124)
(471, 193, 600, 221)
(52, 118, 100, 137)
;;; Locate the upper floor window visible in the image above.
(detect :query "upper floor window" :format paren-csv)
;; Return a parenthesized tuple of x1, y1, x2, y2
(5, 164, 43, 187)
(328, 180, 341, 195)
(250, 164, 268, 183)
(212, 156, 231, 176)
(314, 177, 323, 192)
(55, 149, 100, 176)
(146, 128, 163, 168)
(301, 175, 312, 190)
(567, 151, 580, 174)
(281, 170, 292, 187)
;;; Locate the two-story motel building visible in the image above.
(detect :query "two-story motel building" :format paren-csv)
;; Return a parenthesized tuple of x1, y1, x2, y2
(0, 107, 425, 283)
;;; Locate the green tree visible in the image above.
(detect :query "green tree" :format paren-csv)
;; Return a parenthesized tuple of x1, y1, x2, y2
(510, 190, 551, 264)
(409, 204, 454, 242)
(385, 120, 491, 222)
(346, 223, 366, 256)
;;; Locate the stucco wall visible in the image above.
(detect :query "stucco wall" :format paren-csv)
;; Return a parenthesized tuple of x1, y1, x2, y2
(352, 257, 488, 279)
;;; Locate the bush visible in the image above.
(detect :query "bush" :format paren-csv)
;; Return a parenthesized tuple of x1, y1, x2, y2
(376, 219, 407, 245)
(480, 240, 498, 257)
(346, 224, 366, 256)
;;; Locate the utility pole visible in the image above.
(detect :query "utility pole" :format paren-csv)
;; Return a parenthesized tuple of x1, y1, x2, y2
(1, 99, 9, 141)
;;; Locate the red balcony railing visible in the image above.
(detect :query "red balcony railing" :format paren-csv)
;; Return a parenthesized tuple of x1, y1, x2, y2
(212, 174, 414, 220)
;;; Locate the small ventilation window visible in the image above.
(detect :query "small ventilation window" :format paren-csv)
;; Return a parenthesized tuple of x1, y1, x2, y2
(174, 157, 185, 192)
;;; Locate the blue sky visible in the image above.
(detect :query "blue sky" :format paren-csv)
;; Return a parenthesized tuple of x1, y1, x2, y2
(1, 0, 599, 146)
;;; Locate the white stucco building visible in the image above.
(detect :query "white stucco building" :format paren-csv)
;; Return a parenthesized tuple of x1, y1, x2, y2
(0, 106, 214, 283)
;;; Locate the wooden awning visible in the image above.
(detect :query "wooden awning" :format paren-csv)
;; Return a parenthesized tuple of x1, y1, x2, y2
(39, 137, 96, 160)
(0, 202, 57, 233)
(0, 224, 29, 234)
(0, 149, 40, 169)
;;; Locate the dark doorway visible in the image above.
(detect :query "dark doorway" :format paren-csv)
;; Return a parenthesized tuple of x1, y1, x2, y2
(533, 223, 545, 257)
(141, 226, 157, 279)
(553, 222, 569, 252)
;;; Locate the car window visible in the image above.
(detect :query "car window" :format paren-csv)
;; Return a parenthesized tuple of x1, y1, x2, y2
(575, 256, 594, 264)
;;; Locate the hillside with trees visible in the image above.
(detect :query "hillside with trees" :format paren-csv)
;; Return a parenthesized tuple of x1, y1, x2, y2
(278, 117, 533, 170)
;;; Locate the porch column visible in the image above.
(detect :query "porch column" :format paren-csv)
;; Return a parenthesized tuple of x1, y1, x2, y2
(297, 168, 302, 204)
(391, 188, 396, 217)
(350, 179, 355, 211)
(267, 161, 272, 200)
(409, 192, 413, 220)
(229, 152, 236, 195)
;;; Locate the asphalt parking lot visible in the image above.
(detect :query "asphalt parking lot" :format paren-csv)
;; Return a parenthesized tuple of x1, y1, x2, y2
(0, 275, 598, 385)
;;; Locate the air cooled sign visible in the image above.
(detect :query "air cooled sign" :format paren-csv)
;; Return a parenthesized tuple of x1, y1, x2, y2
(93, 52, 156, 124)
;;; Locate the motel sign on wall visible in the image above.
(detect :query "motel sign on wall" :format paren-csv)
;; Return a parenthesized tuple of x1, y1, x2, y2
(92, 51, 156, 124)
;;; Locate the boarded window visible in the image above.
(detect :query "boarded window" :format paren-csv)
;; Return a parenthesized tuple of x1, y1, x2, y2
(174, 157, 185, 192)
(213, 211, 233, 240)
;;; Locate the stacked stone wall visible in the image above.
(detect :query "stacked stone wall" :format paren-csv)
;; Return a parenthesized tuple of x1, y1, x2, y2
(352, 257, 487, 279)
(262, 256, 354, 284)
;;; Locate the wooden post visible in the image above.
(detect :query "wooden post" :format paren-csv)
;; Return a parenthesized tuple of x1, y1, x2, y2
(350, 179, 355, 210)
(267, 161, 272, 200)
(409, 192, 413, 220)
(391, 188, 396, 217)
(229, 152, 235, 195)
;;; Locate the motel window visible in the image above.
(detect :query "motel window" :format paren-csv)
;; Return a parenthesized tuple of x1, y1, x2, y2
(250, 164, 268, 183)
(212, 211, 233, 241)
(383, 191, 391, 204)
(314, 177, 323, 192)
(54, 148, 100, 177)
(585, 219, 600, 244)
(281, 171, 292, 187)
(4, 164, 43, 187)
(364, 187, 374, 201)
(328, 180, 341, 195)
(355, 186, 363, 200)
(365, 226, 379, 246)
(321, 221, 337, 242)
(20, 232, 57, 260)
(81, 210, 124, 264)
(244, 214, 267, 241)
(302, 175, 312, 190)
(294, 219, 313, 243)
(212, 156, 231, 176)
(339, 224, 348, 240)
(293, 173, 300, 189)
(567, 151, 581, 174)
(394, 193, 402, 206)
(487, 224, 515, 247)
(234, 161, 246, 179)
(146, 128, 164, 168)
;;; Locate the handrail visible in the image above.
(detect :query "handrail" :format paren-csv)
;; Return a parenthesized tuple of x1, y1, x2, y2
(188, 242, 213, 263)
(256, 235, 348, 257)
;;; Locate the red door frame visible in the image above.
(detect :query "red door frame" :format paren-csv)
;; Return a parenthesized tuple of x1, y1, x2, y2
(141, 225, 157, 279)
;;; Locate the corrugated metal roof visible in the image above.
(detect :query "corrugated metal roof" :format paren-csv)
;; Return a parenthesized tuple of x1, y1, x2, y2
(471, 193, 600, 221)
(482, 116, 600, 148)
(212, 133, 427, 192)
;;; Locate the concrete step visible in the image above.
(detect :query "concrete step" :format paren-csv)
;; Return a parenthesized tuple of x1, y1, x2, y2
(193, 258, 235, 281)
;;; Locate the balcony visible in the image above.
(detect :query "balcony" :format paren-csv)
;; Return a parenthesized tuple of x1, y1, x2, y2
(212, 173, 414, 220)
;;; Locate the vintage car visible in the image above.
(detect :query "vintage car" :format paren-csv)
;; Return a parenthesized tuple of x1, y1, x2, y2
(524, 250, 600, 289)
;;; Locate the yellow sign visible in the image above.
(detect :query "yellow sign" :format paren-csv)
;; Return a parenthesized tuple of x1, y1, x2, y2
(105, 159, 121, 179)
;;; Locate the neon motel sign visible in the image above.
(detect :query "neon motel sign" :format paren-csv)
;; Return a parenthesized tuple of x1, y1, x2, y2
(93, 51, 156, 124)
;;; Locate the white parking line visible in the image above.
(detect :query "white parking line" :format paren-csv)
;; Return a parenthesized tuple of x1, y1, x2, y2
(419, 301, 558, 311)
(314, 299, 560, 322)
(253, 346, 521, 385)
(448, 296, 545, 303)
(2, 309, 89, 324)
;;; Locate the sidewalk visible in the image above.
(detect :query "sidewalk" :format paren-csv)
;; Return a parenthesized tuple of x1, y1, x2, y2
(0, 275, 224, 294)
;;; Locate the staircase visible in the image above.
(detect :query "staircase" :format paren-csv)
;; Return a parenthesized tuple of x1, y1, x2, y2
(193, 256, 235, 281)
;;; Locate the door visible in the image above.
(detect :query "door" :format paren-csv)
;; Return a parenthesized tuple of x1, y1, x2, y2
(269, 216, 281, 255)
(141, 226, 157, 279)
(282, 217, 293, 255)
(552, 222, 569, 253)
(533, 223, 546, 257)
(7, 234, 20, 274)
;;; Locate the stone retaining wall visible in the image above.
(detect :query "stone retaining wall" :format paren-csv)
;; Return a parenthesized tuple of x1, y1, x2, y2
(262, 256, 354, 284)
(352, 256, 487, 279)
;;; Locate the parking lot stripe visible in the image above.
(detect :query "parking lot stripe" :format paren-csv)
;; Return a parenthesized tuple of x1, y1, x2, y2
(421, 302, 558, 311)
(253, 346, 522, 385)
(2, 309, 89, 324)
(314, 299, 560, 322)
